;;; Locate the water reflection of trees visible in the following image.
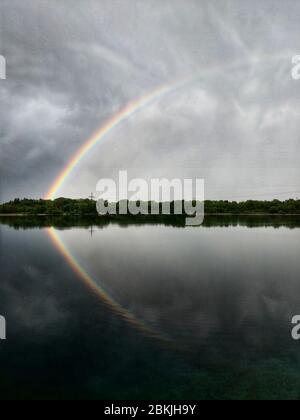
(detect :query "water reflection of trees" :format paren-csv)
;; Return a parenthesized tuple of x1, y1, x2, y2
(1, 214, 300, 230)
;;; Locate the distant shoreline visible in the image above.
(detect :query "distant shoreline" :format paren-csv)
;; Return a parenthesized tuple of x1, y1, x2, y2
(1, 199, 299, 217)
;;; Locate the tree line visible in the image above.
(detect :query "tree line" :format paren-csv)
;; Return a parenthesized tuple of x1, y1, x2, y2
(0, 198, 299, 215)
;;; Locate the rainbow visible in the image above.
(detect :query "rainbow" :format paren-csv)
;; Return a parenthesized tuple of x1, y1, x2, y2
(46, 53, 288, 199)
(45, 79, 198, 339)
(45, 54, 289, 338)
(47, 226, 166, 340)
(45, 79, 191, 200)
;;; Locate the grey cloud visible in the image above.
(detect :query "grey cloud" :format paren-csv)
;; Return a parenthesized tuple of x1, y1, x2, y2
(1, 0, 300, 201)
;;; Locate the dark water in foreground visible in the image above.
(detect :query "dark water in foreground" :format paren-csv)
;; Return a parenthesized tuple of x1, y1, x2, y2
(0, 215, 300, 400)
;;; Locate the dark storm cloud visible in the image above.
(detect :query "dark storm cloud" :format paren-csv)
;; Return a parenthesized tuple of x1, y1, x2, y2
(0, 0, 300, 201)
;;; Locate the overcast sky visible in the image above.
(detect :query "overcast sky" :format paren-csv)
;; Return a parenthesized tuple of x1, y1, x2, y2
(0, 0, 300, 202)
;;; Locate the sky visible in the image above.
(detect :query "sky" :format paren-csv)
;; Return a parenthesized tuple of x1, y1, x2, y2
(0, 0, 300, 202)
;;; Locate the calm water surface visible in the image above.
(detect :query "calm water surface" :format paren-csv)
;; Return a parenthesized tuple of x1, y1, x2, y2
(0, 216, 300, 400)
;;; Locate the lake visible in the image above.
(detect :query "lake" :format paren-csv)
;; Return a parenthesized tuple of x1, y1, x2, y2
(0, 215, 300, 400)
